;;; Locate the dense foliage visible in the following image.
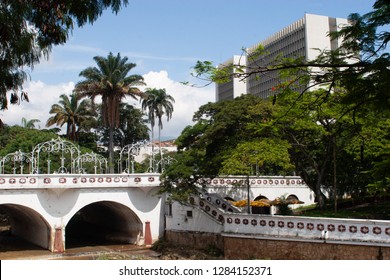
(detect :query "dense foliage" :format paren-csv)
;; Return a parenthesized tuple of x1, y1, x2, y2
(74, 52, 145, 171)
(0, 0, 129, 112)
(173, 1, 390, 206)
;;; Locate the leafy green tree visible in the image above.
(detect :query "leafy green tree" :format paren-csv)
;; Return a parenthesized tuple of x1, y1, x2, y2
(0, 125, 101, 174)
(268, 83, 388, 209)
(46, 93, 94, 141)
(0, 0, 129, 111)
(98, 103, 149, 148)
(75, 52, 145, 172)
(186, 1, 390, 207)
(191, 1, 389, 114)
(162, 94, 291, 196)
(0, 125, 58, 156)
(141, 88, 175, 171)
(220, 139, 293, 176)
(117, 103, 150, 146)
(343, 112, 390, 198)
(141, 88, 175, 144)
(21, 117, 40, 129)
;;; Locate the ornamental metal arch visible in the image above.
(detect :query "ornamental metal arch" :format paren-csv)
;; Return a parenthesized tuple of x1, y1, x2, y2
(0, 150, 35, 174)
(74, 152, 108, 174)
(118, 141, 146, 174)
(156, 155, 177, 173)
(31, 137, 80, 174)
(147, 145, 161, 173)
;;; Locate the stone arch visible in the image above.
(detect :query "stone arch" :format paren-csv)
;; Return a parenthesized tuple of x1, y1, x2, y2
(0, 203, 51, 250)
(252, 195, 271, 215)
(285, 194, 304, 207)
(65, 200, 143, 248)
(286, 194, 299, 201)
(254, 195, 269, 200)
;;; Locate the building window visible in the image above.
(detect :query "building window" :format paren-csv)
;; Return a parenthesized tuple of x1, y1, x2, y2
(166, 203, 172, 216)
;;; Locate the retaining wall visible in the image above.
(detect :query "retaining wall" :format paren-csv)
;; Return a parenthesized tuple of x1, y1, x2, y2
(165, 230, 390, 260)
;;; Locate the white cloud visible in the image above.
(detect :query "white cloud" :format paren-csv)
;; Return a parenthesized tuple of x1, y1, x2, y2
(141, 71, 215, 138)
(1, 81, 74, 129)
(1, 71, 214, 139)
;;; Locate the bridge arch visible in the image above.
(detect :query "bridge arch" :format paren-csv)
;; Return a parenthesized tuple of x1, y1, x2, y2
(0, 203, 51, 250)
(65, 200, 143, 247)
(252, 195, 271, 214)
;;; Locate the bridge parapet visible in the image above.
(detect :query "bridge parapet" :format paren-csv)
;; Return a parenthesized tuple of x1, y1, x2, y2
(167, 198, 390, 247)
(223, 213, 390, 246)
(203, 176, 307, 189)
(0, 173, 161, 189)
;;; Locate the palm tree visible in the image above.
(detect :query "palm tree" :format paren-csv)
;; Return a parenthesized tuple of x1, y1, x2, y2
(21, 117, 40, 129)
(74, 52, 145, 172)
(46, 93, 93, 141)
(141, 88, 175, 171)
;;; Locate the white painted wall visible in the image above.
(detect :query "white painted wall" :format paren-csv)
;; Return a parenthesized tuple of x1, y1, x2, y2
(0, 173, 164, 250)
(233, 55, 247, 98)
(204, 175, 315, 208)
(166, 197, 390, 246)
(305, 14, 332, 60)
(165, 201, 223, 233)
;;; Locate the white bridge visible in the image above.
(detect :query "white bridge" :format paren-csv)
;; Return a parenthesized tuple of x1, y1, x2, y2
(0, 173, 163, 252)
(5, 137, 364, 256)
(0, 137, 166, 253)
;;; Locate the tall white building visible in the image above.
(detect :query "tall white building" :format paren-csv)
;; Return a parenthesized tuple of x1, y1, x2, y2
(215, 13, 349, 101)
(215, 55, 247, 101)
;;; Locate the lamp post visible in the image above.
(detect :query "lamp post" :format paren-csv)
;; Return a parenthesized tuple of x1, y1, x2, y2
(246, 174, 251, 214)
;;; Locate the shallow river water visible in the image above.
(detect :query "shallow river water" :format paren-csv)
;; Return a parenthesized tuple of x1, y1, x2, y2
(0, 230, 159, 260)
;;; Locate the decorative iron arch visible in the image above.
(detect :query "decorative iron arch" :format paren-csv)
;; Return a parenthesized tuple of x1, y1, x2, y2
(118, 141, 147, 174)
(0, 150, 35, 174)
(31, 137, 80, 174)
(74, 152, 108, 174)
(156, 155, 177, 173)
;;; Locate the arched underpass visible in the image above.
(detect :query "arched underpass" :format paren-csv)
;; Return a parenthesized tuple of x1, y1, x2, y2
(65, 201, 143, 248)
(252, 195, 271, 214)
(0, 204, 51, 251)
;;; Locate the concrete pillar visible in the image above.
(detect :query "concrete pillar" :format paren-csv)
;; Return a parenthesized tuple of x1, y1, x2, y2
(144, 221, 152, 246)
(53, 228, 65, 253)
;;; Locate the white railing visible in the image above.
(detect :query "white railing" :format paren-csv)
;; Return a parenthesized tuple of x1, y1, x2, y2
(203, 175, 307, 188)
(167, 196, 390, 247)
(0, 173, 160, 189)
(223, 213, 390, 245)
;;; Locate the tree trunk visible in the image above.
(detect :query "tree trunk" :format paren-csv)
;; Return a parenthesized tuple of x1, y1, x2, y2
(158, 126, 162, 172)
(333, 135, 337, 212)
(108, 125, 114, 173)
(149, 124, 155, 172)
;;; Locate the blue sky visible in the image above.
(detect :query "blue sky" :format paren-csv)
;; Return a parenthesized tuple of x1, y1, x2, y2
(2, 0, 376, 138)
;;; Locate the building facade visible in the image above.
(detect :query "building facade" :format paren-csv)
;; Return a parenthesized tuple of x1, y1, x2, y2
(215, 13, 349, 101)
(215, 55, 247, 102)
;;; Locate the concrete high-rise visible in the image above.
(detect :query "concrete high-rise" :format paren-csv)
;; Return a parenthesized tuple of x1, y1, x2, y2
(215, 14, 349, 102)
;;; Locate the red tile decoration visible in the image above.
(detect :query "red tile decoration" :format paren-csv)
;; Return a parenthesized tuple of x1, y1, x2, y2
(373, 227, 382, 235)
(349, 225, 357, 233)
(327, 224, 335, 232)
(307, 223, 314, 230)
(361, 226, 369, 234)
(338, 225, 346, 232)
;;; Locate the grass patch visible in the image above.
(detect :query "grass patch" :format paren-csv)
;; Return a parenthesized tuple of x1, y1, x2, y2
(296, 199, 390, 220)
